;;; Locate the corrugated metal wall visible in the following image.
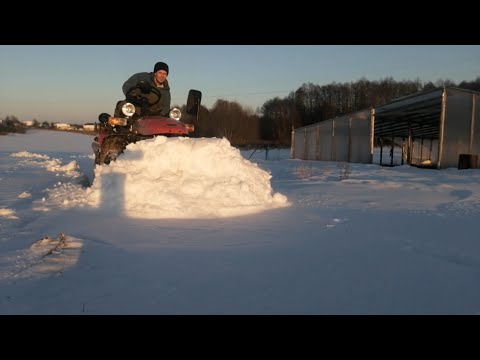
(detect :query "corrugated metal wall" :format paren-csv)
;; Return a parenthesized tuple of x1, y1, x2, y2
(318, 121, 333, 160)
(441, 88, 480, 168)
(474, 92, 480, 157)
(349, 110, 372, 163)
(292, 109, 372, 163)
(333, 116, 350, 161)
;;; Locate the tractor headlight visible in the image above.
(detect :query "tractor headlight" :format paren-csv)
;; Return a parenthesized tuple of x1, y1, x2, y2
(169, 107, 182, 121)
(122, 103, 136, 117)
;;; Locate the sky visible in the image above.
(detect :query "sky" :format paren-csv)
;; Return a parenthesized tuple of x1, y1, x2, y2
(1, 129, 480, 314)
(1, 45, 479, 124)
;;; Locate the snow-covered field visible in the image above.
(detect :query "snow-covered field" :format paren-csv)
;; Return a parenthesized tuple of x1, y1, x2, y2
(1, 129, 480, 314)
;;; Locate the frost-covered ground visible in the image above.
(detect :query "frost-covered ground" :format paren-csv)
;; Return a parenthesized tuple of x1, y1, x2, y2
(1, 129, 480, 314)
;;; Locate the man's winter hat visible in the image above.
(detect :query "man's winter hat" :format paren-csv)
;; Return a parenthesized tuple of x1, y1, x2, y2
(154, 61, 169, 75)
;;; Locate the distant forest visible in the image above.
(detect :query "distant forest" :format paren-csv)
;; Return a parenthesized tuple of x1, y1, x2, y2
(3, 76, 480, 145)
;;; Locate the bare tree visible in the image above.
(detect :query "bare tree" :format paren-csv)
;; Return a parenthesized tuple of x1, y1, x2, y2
(261, 96, 301, 145)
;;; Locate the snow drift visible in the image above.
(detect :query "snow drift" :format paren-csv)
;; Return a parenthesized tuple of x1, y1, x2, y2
(45, 136, 289, 218)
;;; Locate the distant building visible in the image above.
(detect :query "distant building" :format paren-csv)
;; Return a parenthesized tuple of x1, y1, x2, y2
(83, 123, 95, 131)
(22, 120, 35, 127)
(54, 123, 71, 130)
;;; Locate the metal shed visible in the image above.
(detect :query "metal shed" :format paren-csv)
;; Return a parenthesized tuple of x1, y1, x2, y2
(291, 87, 480, 169)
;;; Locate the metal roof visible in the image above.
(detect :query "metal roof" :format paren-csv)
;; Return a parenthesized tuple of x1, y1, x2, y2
(374, 88, 443, 139)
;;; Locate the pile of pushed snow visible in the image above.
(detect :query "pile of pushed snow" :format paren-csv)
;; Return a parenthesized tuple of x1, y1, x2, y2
(47, 137, 289, 218)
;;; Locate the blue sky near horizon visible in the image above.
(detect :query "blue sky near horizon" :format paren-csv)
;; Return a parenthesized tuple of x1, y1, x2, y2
(1, 45, 479, 124)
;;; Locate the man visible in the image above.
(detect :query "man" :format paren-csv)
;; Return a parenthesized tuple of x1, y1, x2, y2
(121, 61, 171, 116)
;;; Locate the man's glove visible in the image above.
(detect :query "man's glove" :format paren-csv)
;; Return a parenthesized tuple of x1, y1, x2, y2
(137, 82, 152, 94)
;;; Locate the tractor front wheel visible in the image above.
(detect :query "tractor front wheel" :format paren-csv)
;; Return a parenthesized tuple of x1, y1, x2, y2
(97, 136, 127, 165)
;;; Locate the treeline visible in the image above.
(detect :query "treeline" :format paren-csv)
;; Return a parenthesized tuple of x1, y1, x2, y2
(0, 115, 58, 135)
(184, 76, 480, 146)
(0, 116, 26, 135)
